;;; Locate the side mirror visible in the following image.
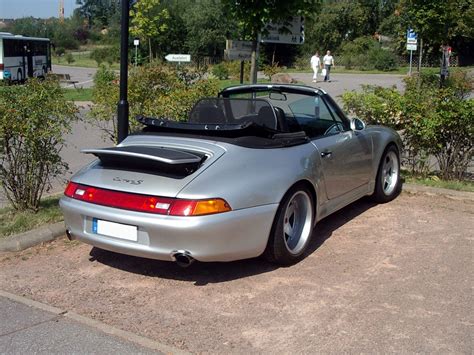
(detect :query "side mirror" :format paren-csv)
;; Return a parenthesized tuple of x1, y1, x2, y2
(350, 117, 366, 131)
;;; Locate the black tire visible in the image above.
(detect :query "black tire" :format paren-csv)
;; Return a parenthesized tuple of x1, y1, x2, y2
(17, 70, 23, 83)
(263, 185, 314, 265)
(371, 145, 401, 203)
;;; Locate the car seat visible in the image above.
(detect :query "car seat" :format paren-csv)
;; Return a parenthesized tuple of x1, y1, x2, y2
(255, 106, 278, 130)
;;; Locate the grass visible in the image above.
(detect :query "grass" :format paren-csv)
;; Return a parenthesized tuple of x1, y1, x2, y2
(402, 171, 474, 193)
(62, 87, 93, 101)
(53, 50, 120, 70)
(0, 195, 63, 238)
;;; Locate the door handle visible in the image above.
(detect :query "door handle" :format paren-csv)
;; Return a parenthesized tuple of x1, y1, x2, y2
(321, 150, 332, 158)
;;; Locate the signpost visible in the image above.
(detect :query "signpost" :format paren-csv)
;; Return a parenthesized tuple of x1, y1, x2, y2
(406, 28, 417, 75)
(165, 54, 191, 63)
(261, 16, 304, 44)
(133, 38, 139, 66)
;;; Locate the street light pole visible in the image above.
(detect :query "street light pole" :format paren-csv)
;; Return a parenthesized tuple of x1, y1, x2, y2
(117, 0, 130, 144)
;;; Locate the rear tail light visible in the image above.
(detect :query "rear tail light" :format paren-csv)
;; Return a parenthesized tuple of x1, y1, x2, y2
(0, 64, 4, 70)
(64, 182, 231, 216)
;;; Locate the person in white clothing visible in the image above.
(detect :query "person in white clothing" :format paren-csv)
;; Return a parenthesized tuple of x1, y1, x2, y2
(323, 50, 335, 82)
(310, 51, 322, 82)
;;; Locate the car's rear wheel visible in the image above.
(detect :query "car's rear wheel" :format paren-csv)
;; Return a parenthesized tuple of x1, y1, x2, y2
(371, 145, 401, 203)
(263, 185, 314, 265)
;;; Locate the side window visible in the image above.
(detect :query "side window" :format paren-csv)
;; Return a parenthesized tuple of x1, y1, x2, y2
(288, 95, 342, 139)
(319, 99, 347, 136)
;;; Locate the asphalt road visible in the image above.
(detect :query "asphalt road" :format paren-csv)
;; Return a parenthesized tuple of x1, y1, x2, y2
(0, 294, 159, 354)
(52, 64, 97, 88)
(291, 72, 405, 101)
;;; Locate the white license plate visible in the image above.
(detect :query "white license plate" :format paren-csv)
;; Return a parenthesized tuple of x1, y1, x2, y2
(92, 218, 138, 242)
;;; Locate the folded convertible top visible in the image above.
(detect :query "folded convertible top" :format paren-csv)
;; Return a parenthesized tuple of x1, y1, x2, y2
(136, 116, 309, 148)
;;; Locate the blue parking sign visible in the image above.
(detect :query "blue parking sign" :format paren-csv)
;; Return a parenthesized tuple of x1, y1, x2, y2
(407, 29, 417, 44)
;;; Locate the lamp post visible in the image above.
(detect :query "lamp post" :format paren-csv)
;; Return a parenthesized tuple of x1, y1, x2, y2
(117, 0, 134, 144)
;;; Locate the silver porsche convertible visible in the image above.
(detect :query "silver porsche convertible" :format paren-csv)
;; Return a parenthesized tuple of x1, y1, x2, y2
(60, 84, 402, 266)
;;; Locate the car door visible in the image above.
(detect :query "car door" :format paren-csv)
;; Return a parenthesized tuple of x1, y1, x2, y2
(289, 94, 372, 200)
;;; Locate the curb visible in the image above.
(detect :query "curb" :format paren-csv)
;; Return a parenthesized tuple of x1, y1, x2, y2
(0, 222, 66, 252)
(0, 289, 189, 355)
(0, 184, 471, 253)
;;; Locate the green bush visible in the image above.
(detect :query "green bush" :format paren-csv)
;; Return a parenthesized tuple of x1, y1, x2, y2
(367, 48, 398, 71)
(342, 71, 473, 180)
(0, 79, 77, 211)
(339, 36, 398, 71)
(225, 60, 250, 81)
(90, 66, 119, 142)
(55, 47, 65, 58)
(402, 72, 473, 180)
(262, 62, 281, 80)
(211, 63, 229, 80)
(90, 46, 119, 66)
(65, 53, 75, 64)
(90, 63, 220, 142)
(341, 85, 403, 128)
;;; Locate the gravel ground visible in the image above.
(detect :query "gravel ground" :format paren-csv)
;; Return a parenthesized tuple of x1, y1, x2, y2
(0, 192, 472, 353)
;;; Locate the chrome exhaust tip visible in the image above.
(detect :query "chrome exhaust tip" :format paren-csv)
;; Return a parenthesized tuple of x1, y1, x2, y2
(171, 250, 195, 268)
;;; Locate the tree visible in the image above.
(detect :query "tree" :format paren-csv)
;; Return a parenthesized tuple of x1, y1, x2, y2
(144, 0, 189, 60)
(75, 0, 120, 28)
(301, 0, 398, 56)
(398, 0, 474, 65)
(302, 1, 367, 55)
(184, 0, 234, 63)
(222, 0, 321, 83)
(6, 17, 85, 50)
(130, 0, 169, 62)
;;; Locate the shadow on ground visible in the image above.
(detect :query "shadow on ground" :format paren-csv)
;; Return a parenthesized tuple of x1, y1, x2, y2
(89, 198, 377, 285)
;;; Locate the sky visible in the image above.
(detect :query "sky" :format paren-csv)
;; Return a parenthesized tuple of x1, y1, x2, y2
(0, 0, 79, 19)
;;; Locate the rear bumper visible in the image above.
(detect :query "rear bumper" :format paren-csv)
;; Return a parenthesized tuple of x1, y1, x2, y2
(60, 197, 278, 262)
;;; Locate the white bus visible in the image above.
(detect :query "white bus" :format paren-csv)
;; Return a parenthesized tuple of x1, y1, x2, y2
(0, 32, 52, 82)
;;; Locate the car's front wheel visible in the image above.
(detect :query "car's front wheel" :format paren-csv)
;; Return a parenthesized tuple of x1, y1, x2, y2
(263, 185, 314, 265)
(371, 145, 401, 203)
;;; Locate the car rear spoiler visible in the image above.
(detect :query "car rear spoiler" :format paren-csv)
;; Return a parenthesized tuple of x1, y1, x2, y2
(82, 146, 206, 177)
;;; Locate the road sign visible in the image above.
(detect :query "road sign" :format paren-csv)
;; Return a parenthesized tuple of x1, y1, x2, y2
(226, 40, 252, 51)
(406, 29, 417, 44)
(406, 29, 418, 76)
(225, 40, 252, 60)
(165, 54, 191, 62)
(261, 16, 304, 44)
(224, 49, 252, 61)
